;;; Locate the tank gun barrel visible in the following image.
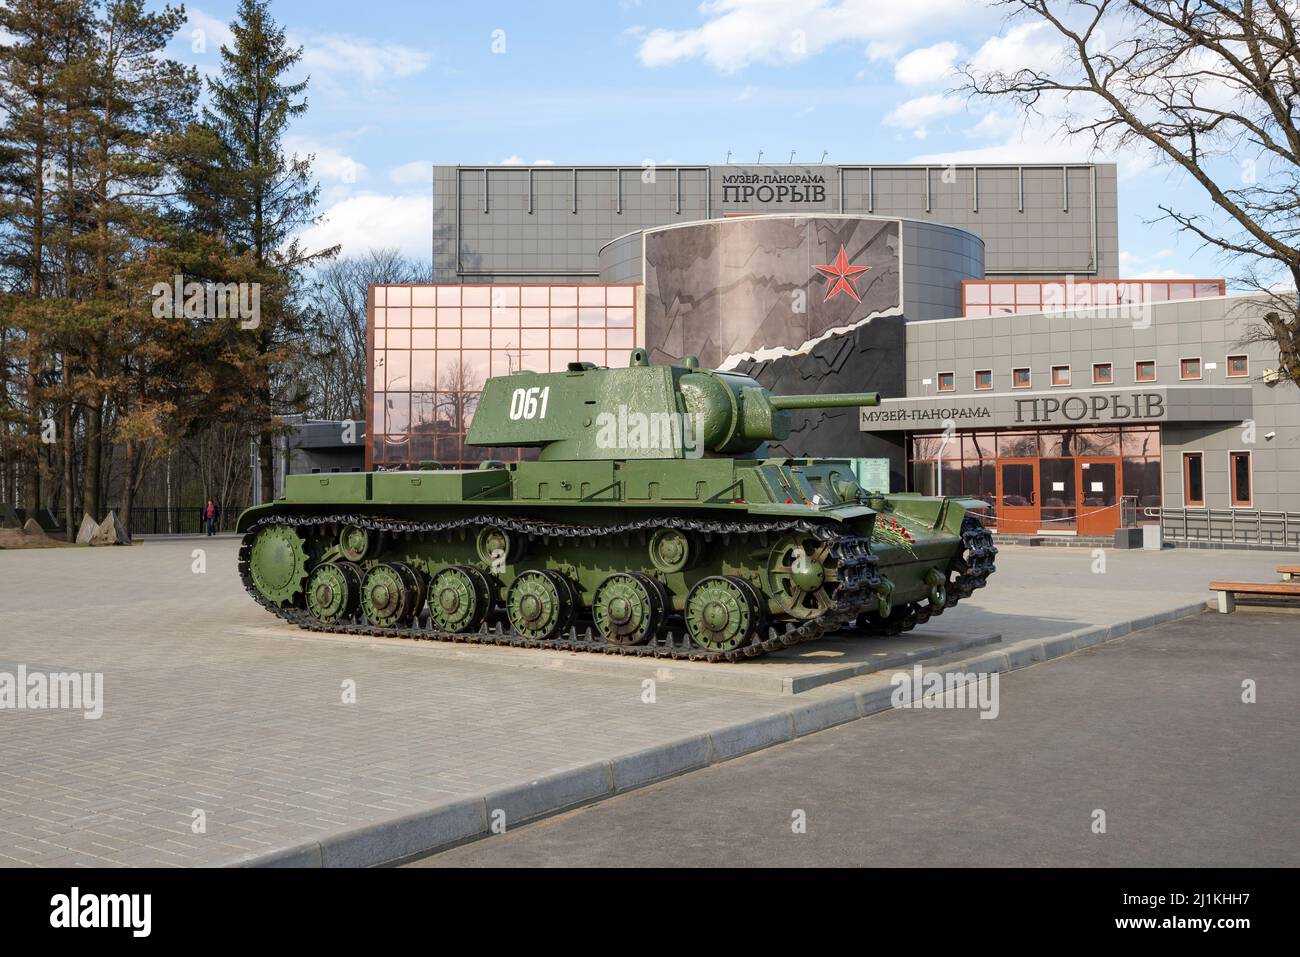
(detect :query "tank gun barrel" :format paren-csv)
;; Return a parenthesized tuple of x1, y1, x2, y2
(769, 392, 879, 411)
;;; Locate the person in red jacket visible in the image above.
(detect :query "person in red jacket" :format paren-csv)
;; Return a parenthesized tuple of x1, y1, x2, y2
(204, 500, 217, 536)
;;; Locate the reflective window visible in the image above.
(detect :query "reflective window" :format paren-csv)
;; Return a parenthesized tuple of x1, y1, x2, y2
(1135, 360, 1156, 382)
(961, 279, 1224, 317)
(1180, 357, 1201, 380)
(1231, 451, 1251, 506)
(1183, 452, 1204, 506)
(1226, 354, 1248, 377)
(369, 284, 640, 469)
(1093, 362, 1113, 384)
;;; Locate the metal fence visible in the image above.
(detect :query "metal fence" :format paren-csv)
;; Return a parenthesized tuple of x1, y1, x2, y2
(50, 507, 238, 535)
(1148, 506, 1300, 548)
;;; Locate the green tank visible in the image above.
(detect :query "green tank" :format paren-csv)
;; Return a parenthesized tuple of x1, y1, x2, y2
(237, 349, 995, 661)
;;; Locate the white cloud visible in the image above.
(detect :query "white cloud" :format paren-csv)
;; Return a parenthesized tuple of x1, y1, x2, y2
(884, 93, 962, 136)
(299, 34, 431, 84)
(299, 192, 432, 260)
(1118, 250, 1199, 279)
(499, 157, 556, 165)
(284, 136, 366, 185)
(390, 161, 432, 185)
(637, 0, 979, 73)
(894, 41, 962, 86)
(184, 8, 236, 55)
(968, 21, 1064, 75)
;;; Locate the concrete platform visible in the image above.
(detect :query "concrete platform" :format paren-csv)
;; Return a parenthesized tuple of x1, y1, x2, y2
(232, 621, 1003, 695)
(0, 539, 1293, 868)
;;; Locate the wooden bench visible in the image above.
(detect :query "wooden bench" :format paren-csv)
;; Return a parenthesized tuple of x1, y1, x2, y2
(1209, 580, 1300, 613)
(1278, 565, 1300, 582)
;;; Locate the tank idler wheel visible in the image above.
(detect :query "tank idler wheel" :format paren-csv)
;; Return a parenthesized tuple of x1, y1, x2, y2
(391, 562, 427, 623)
(249, 524, 310, 607)
(428, 565, 491, 633)
(685, 575, 760, 653)
(306, 562, 357, 623)
(506, 570, 569, 640)
(338, 524, 371, 563)
(593, 572, 664, 646)
(361, 563, 409, 627)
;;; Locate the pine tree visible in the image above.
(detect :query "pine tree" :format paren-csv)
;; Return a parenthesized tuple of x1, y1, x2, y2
(196, 0, 336, 504)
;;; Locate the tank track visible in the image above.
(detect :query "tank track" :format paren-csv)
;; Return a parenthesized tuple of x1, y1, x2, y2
(240, 512, 884, 663)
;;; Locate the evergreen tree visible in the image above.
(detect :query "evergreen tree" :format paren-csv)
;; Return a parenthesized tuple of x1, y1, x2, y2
(196, 0, 336, 504)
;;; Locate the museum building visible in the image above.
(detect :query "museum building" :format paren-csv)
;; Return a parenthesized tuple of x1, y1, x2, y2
(366, 162, 1297, 545)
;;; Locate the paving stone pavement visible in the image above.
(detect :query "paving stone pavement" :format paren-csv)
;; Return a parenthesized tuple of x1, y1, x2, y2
(0, 538, 1292, 866)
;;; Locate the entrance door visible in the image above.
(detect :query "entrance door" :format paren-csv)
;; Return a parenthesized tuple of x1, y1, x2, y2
(1039, 458, 1077, 533)
(1077, 457, 1122, 537)
(998, 459, 1038, 534)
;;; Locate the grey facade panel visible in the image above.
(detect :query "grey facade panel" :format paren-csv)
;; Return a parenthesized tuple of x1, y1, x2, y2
(433, 162, 1117, 284)
(890, 295, 1300, 513)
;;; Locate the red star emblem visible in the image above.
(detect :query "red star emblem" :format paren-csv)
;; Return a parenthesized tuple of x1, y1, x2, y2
(813, 245, 870, 303)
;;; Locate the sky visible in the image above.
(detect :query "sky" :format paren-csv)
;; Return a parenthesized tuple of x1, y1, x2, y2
(166, 0, 1250, 283)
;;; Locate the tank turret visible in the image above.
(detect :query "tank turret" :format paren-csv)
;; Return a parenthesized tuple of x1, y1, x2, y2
(465, 349, 880, 460)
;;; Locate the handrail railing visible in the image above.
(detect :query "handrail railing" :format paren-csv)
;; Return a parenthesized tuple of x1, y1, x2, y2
(1145, 506, 1300, 548)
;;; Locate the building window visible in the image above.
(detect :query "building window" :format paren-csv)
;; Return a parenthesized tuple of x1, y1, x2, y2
(1135, 360, 1156, 382)
(1093, 362, 1113, 384)
(1180, 357, 1202, 380)
(974, 369, 992, 390)
(1226, 354, 1249, 377)
(1183, 452, 1204, 507)
(937, 371, 955, 392)
(1051, 365, 1070, 386)
(1013, 367, 1032, 389)
(1230, 451, 1252, 506)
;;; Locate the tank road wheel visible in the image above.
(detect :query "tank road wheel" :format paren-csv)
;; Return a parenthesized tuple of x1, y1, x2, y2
(686, 575, 759, 653)
(648, 528, 691, 573)
(545, 570, 579, 632)
(335, 561, 365, 599)
(338, 524, 371, 563)
(765, 534, 835, 620)
(506, 570, 568, 640)
(249, 524, 310, 607)
(428, 565, 490, 633)
(361, 564, 409, 627)
(593, 572, 664, 646)
(306, 563, 357, 623)
(391, 562, 427, 622)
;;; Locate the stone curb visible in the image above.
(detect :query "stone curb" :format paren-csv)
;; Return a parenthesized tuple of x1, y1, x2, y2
(232, 600, 1209, 869)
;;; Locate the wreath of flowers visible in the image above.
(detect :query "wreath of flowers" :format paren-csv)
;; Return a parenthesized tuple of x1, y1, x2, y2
(871, 515, 916, 555)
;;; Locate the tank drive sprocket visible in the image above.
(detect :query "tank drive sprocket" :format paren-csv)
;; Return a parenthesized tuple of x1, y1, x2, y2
(248, 524, 310, 606)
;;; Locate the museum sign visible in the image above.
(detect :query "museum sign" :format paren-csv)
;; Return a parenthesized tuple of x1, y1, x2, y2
(859, 386, 1251, 432)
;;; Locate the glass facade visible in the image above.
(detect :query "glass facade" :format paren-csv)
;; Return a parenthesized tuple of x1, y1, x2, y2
(369, 284, 639, 469)
(961, 279, 1225, 317)
(907, 425, 1163, 534)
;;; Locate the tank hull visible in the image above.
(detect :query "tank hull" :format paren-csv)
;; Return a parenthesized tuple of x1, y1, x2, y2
(237, 458, 996, 661)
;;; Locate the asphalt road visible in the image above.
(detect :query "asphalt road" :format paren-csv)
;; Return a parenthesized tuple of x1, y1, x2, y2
(413, 610, 1300, 867)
